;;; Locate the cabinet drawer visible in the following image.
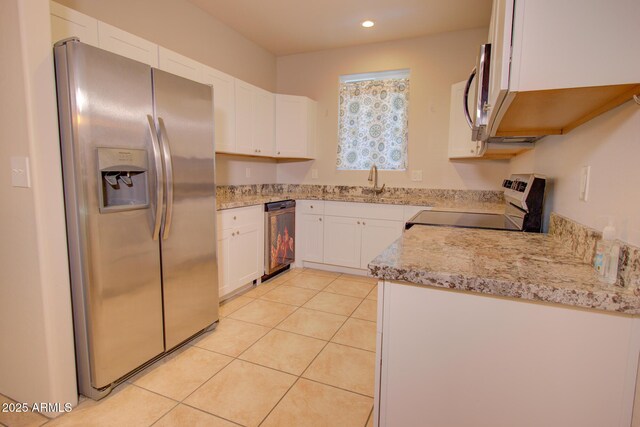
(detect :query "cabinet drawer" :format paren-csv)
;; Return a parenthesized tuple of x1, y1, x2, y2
(218, 205, 262, 232)
(297, 200, 324, 215)
(324, 201, 403, 221)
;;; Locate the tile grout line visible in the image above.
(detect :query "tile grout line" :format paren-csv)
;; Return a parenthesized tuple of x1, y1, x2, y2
(255, 272, 371, 425)
(256, 376, 301, 427)
(39, 269, 375, 427)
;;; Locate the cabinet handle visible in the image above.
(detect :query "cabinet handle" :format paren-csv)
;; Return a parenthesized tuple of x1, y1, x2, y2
(277, 151, 281, 155)
(231, 232, 235, 236)
(233, 216, 237, 220)
(310, 205, 313, 209)
(357, 221, 361, 225)
(363, 221, 366, 225)
(319, 218, 322, 222)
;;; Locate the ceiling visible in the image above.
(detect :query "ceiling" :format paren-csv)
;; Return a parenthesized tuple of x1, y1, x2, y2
(187, 0, 492, 56)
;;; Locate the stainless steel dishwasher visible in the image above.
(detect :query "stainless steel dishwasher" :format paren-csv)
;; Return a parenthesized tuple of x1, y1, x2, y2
(264, 200, 296, 277)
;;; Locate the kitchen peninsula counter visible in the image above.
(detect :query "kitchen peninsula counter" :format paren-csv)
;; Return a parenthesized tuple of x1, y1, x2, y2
(368, 224, 640, 315)
(370, 224, 640, 427)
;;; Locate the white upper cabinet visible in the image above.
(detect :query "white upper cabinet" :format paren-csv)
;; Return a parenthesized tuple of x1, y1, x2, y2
(50, 3, 314, 162)
(275, 95, 317, 159)
(201, 66, 236, 153)
(234, 80, 255, 155)
(485, 0, 640, 138)
(158, 47, 202, 82)
(448, 79, 532, 160)
(234, 80, 274, 157)
(253, 88, 275, 157)
(50, 1, 98, 47)
(97, 22, 158, 67)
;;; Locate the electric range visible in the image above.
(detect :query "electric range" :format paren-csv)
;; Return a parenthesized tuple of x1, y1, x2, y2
(405, 174, 546, 232)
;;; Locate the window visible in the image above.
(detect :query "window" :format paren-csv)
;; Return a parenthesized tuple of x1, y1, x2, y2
(336, 69, 409, 170)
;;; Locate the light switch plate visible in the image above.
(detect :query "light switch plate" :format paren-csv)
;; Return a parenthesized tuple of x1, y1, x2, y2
(411, 170, 423, 182)
(311, 169, 318, 179)
(579, 165, 590, 201)
(11, 156, 31, 188)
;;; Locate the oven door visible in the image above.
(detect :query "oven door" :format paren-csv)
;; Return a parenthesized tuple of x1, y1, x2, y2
(264, 207, 296, 275)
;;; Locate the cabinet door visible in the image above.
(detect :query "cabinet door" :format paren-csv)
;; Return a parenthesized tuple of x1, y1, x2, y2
(275, 95, 307, 158)
(97, 22, 158, 67)
(360, 219, 403, 269)
(234, 80, 254, 155)
(217, 229, 233, 299)
(253, 88, 275, 157)
(201, 66, 236, 153)
(50, 1, 99, 47)
(229, 223, 261, 288)
(448, 80, 481, 159)
(158, 46, 201, 82)
(323, 216, 361, 268)
(299, 214, 324, 263)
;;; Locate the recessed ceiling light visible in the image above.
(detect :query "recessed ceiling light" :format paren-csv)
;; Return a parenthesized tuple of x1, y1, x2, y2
(361, 20, 375, 28)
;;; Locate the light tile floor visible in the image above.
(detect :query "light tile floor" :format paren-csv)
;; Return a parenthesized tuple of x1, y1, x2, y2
(0, 268, 378, 427)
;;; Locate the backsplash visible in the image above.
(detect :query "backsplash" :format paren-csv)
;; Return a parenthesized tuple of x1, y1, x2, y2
(216, 184, 504, 204)
(549, 213, 640, 289)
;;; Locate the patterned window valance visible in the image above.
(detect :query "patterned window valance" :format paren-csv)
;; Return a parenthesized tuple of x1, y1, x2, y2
(336, 77, 409, 170)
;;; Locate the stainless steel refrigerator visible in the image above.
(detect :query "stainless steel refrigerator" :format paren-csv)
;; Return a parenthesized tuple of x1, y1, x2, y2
(54, 39, 218, 400)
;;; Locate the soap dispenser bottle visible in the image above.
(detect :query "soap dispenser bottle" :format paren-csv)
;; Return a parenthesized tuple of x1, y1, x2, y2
(594, 220, 620, 285)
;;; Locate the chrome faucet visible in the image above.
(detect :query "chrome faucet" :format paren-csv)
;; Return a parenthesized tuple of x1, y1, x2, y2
(367, 164, 386, 195)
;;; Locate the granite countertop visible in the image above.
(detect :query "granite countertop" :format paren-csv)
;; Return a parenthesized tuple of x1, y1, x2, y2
(217, 193, 505, 214)
(368, 225, 640, 315)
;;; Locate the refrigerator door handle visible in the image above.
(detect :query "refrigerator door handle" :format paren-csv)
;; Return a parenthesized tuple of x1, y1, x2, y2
(157, 117, 174, 240)
(146, 115, 164, 241)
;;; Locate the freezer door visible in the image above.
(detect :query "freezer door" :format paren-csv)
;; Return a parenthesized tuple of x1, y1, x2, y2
(152, 69, 219, 349)
(55, 41, 165, 390)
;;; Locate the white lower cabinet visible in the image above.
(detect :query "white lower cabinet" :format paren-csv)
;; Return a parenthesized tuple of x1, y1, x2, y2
(317, 202, 404, 270)
(323, 216, 362, 268)
(217, 205, 263, 299)
(298, 213, 324, 263)
(377, 280, 640, 427)
(360, 219, 403, 267)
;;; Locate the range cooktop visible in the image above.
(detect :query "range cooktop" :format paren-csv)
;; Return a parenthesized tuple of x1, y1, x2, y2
(405, 174, 546, 233)
(405, 210, 520, 231)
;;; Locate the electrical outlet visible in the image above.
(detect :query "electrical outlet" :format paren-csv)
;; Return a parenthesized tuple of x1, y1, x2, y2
(411, 170, 423, 182)
(579, 165, 590, 201)
(311, 169, 319, 179)
(245, 167, 251, 179)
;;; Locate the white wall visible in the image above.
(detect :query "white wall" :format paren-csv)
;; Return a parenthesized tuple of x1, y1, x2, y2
(510, 102, 640, 246)
(276, 28, 511, 190)
(0, 0, 77, 413)
(215, 154, 277, 186)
